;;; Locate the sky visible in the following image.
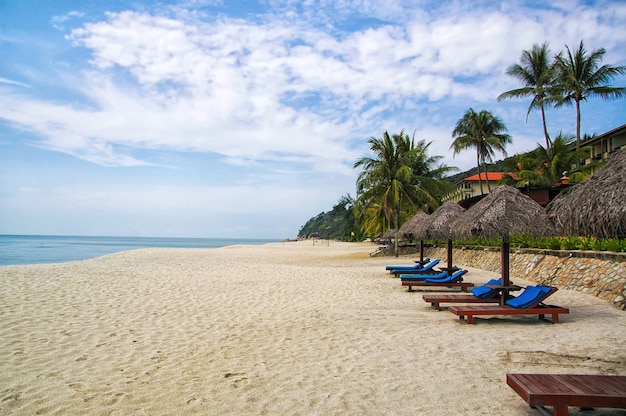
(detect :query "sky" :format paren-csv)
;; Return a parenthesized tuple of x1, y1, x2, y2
(1, 0, 625, 239)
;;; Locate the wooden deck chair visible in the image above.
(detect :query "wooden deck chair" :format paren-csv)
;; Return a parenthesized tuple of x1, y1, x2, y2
(392, 259, 440, 276)
(422, 278, 502, 310)
(385, 257, 431, 273)
(448, 285, 568, 324)
(402, 269, 472, 292)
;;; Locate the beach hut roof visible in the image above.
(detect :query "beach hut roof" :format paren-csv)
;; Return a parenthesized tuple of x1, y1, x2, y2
(452, 184, 555, 239)
(546, 149, 626, 238)
(414, 202, 465, 239)
(398, 211, 429, 239)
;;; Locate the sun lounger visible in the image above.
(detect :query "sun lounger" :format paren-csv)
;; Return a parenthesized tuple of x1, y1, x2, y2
(385, 257, 431, 273)
(507, 373, 626, 416)
(391, 259, 440, 276)
(422, 278, 503, 310)
(399, 268, 452, 281)
(448, 285, 569, 324)
(402, 270, 473, 292)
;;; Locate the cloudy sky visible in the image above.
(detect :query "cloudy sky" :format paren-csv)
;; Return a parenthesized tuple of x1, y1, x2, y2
(1, 0, 625, 239)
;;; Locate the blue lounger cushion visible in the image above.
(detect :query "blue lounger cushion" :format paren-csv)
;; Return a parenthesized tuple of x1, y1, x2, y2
(385, 258, 430, 271)
(400, 270, 446, 280)
(471, 278, 503, 299)
(505, 285, 553, 309)
(391, 259, 440, 273)
(425, 270, 466, 283)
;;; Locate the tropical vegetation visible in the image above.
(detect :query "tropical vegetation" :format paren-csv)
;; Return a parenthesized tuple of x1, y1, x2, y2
(499, 133, 599, 186)
(498, 42, 556, 149)
(499, 40, 625, 153)
(352, 130, 455, 255)
(298, 194, 362, 241)
(554, 41, 626, 152)
(450, 108, 511, 194)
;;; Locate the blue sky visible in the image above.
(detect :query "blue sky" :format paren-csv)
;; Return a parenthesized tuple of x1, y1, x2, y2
(1, 0, 625, 239)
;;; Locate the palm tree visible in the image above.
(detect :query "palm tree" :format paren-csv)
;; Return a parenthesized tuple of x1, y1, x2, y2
(527, 133, 598, 185)
(554, 40, 626, 152)
(450, 109, 512, 194)
(354, 131, 454, 256)
(406, 139, 457, 211)
(498, 42, 556, 149)
(354, 131, 420, 256)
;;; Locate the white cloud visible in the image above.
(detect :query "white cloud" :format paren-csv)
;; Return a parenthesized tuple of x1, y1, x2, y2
(50, 11, 85, 31)
(2, 2, 625, 174)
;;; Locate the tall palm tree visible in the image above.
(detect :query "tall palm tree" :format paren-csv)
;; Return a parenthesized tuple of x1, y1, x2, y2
(554, 40, 626, 152)
(450, 109, 512, 194)
(354, 131, 420, 256)
(354, 131, 454, 256)
(498, 42, 556, 149)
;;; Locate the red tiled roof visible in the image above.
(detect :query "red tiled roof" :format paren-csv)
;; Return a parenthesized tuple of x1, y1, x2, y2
(463, 172, 507, 181)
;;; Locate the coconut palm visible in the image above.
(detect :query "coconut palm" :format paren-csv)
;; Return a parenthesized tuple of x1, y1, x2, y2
(554, 41, 626, 152)
(354, 130, 454, 256)
(450, 109, 512, 194)
(498, 42, 557, 149)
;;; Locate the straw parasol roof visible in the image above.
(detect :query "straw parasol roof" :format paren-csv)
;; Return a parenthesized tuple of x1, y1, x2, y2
(398, 211, 429, 239)
(451, 185, 555, 239)
(546, 149, 626, 238)
(450, 184, 555, 293)
(415, 202, 466, 239)
(414, 202, 466, 269)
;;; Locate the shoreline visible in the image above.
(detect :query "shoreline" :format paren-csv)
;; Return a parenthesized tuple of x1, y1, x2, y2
(2, 241, 625, 415)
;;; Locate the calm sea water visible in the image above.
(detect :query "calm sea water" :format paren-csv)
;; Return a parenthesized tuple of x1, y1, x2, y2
(0, 235, 282, 266)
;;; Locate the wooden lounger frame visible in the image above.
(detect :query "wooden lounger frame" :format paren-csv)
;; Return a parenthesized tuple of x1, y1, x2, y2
(422, 293, 500, 310)
(402, 281, 474, 292)
(506, 373, 626, 416)
(448, 304, 569, 324)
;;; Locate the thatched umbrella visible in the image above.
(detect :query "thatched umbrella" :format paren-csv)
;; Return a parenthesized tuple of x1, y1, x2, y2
(415, 202, 466, 271)
(547, 149, 626, 238)
(451, 185, 555, 300)
(398, 211, 429, 262)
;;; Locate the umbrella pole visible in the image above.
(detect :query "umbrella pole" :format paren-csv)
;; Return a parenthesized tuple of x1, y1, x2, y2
(501, 232, 510, 304)
(447, 239, 453, 270)
(419, 240, 424, 262)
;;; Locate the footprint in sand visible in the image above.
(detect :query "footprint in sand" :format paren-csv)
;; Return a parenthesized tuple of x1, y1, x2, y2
(224, 372, 248, 388)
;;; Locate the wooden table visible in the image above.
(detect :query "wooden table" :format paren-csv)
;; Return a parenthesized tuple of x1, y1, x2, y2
(487, 284, 522, 305)
(438, 266, 460, 276)
(507, 373, 626, 416)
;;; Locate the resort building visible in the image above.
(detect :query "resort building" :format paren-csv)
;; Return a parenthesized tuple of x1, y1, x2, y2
(443, 172, 509, 203)
(580, 123, 626, 165)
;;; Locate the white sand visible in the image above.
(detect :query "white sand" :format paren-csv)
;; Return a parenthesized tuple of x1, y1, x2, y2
(1, 241, 625, 415)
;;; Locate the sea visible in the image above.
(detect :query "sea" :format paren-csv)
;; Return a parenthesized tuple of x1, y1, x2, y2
(0, 235, 282, 266)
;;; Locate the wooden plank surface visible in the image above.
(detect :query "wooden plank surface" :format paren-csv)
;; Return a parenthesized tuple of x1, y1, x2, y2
(507, 373, 626, 409)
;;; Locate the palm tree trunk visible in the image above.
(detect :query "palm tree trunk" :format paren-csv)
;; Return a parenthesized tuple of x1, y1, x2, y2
(476, 150, 484, 195)
(575, 99, 581, 167)
(541, 104, 550, 149)
(393, 205, 399, 257)
(484, 161, 492, 192)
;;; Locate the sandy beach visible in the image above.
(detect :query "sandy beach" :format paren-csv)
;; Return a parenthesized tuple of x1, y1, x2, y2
(1, 241, 625, 415)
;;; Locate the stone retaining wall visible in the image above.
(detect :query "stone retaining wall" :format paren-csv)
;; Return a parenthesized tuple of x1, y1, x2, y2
(376, 246, 626, 310)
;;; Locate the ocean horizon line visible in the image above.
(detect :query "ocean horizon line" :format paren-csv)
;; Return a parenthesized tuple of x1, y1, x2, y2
(0, 233, 285, 240)
(0, 235, 284, 266)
